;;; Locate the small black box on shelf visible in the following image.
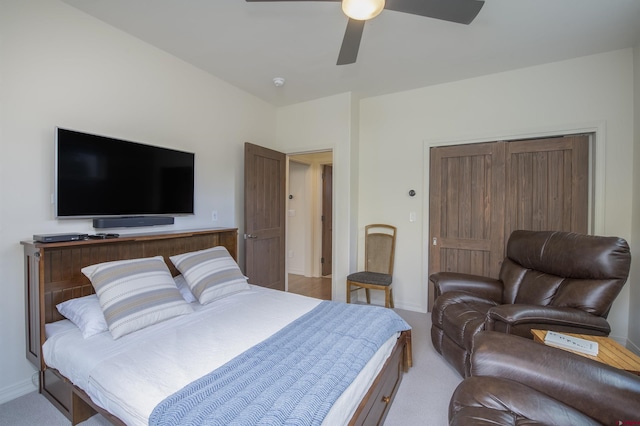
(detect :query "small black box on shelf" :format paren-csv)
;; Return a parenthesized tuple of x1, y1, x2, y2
(33, 233, 88, 243)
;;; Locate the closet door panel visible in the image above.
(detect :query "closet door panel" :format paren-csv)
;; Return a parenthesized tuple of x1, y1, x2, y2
(429, 142, 506, 307)
(505, 135, 589, 238)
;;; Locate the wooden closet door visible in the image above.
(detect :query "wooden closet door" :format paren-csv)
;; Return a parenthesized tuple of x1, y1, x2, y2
(428, 135, 590, 309)
(428, 142, 506, 307)
(505, 135, 589, 237)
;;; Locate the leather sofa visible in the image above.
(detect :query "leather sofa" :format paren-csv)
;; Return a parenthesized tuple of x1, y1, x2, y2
(449, 332, 640, 425)
(431, 230, 631, 377)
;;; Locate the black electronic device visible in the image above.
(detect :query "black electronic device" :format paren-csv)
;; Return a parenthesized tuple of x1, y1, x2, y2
(33, 233, 89, 243)
(87, 233, 120, 239)
(55, 127, 195, 221)
(92, 216, 174, 229)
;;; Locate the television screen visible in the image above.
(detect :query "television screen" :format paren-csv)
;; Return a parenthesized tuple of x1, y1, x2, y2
(56, 128, 194, 218)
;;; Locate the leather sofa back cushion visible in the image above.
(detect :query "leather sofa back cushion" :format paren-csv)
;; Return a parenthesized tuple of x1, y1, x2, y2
(513, 269, 563, 306)
(499, 230, 631, 315)
(506, 230, 630, 279)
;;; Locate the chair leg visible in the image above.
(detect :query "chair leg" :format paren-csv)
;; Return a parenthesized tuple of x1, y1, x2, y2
(389, 288, 394, 308)
(365, 289, 371, 304)
(346, 281, 351, 304)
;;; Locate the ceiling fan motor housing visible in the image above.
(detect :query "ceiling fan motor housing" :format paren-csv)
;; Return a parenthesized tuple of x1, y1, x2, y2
(341, 0, 386, 21)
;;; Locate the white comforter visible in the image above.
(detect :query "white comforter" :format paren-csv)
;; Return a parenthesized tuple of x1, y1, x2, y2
(43, 286, 397, 426)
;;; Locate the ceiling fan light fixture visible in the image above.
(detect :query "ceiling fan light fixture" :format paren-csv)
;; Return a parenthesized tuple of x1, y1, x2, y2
(341, 0, 385, 21)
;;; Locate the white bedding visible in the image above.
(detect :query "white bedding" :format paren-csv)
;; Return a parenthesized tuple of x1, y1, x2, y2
(43, 286, 397, 426)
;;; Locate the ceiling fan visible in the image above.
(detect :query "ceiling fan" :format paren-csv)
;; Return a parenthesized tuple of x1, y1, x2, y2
(245, 0, 485, 65)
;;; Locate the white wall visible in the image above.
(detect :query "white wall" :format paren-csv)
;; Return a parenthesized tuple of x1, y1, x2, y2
(275, 93, 355, 302)
(0, 0, 275, 402)
(287, 161, 309, 275)
(630, 43, 640, 352)
(358, 49, 636, 340)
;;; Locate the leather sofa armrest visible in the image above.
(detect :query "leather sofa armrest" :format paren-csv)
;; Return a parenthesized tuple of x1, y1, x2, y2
(468, 332, 640, 424)
(430, 272, 503, 302)
(485, 304, 611, 336)
(449, 376, 601, 426)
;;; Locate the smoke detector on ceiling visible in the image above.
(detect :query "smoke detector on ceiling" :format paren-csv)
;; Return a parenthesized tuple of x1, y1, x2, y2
(273, 77, 285, 87)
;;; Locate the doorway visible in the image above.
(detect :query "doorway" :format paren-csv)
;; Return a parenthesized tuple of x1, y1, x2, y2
(287, 151, 333, 299)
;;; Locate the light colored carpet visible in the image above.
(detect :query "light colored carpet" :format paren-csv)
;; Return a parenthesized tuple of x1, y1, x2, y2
(0, 309, 460, 425)
(385, 309, 462, 425)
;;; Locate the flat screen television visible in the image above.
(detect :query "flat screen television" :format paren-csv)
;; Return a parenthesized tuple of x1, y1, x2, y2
(55, 127, 195, 218)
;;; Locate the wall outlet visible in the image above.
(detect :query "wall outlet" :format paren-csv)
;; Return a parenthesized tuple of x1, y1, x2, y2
(212, 210, 218, 221)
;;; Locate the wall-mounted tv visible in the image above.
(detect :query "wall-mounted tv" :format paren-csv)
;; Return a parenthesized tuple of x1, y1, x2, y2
(55, 127, 195, 218)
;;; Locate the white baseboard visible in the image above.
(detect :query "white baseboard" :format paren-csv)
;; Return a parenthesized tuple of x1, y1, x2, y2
(393, 300, 425, 313)
(626, 337, 640, 356)
(287, 268, 305, 276)
(0, 377, 37, 405)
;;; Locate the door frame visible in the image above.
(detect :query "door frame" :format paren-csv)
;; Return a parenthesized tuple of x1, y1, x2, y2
(321, 164, 333, 277)
(284, 149, 334, 291)
(422, 121, 606, 312)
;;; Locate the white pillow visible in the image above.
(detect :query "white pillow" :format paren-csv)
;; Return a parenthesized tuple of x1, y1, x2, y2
(174, 274, 197, 303)
(82, 256, 194, 339)
(170, 246, 250, 305)
(56, 295, 108, 338)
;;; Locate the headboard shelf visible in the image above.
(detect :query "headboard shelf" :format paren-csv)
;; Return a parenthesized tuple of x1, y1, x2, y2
(22, 228, 238, 371)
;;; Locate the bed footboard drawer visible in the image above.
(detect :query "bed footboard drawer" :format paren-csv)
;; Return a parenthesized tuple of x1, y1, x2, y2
(351, 337, 405, 426)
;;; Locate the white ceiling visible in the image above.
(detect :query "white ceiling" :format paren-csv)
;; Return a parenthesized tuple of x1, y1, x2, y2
(62, 0, 640, 107)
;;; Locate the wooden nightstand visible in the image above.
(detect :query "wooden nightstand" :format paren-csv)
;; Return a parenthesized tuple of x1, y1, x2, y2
(531, 329, 640, 376)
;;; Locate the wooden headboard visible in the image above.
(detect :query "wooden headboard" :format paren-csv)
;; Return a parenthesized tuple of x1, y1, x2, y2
(22, 228, 238, 371)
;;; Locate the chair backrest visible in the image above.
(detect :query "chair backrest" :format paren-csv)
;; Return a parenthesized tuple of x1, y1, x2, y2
(498, 230, 631, 317)
(364, 224, 397, 275)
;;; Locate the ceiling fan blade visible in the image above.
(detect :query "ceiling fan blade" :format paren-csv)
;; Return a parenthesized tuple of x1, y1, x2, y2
(384, 0, 484, 25)
(337, 18, 365, 65)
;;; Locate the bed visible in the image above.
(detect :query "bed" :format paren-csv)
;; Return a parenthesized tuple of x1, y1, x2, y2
(22, 228, 413, 425)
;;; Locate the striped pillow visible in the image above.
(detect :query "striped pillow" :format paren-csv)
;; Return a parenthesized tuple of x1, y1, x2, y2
(170, 246, 250, 304)
(81, 256, 193, 339)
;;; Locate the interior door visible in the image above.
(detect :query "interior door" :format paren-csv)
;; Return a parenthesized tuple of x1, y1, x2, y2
(428, 142, 506, 308)
(244, 142, 286, 290)
(321, 165, 333, 276)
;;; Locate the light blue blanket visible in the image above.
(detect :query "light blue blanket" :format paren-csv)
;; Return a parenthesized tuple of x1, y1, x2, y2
(149, 301, 410, 426)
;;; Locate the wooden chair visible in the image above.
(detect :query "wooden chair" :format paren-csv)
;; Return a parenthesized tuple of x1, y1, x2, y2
(347, 224, 397, 308)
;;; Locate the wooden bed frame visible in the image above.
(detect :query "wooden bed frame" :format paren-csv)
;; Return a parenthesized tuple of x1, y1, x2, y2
(22, 228, 412, 425)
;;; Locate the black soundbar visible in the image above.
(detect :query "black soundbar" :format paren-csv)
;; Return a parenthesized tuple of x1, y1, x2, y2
(93, 216, 174, 229)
